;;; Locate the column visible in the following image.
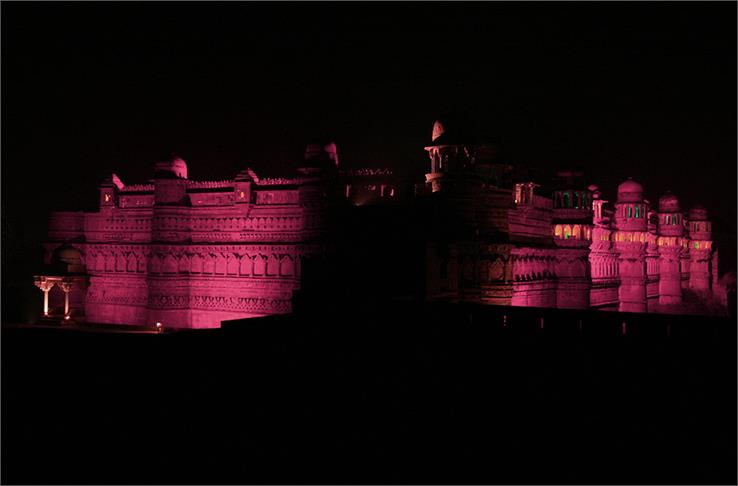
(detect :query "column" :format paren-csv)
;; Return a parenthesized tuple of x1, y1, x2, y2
(34, 279, 55, 316)
(59, 281, 74, 318)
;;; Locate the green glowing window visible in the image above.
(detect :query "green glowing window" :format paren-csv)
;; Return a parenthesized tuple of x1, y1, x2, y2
(694, 242, 699, 250)
(635, 205, 639, 218)
(627, 206, 632, 218)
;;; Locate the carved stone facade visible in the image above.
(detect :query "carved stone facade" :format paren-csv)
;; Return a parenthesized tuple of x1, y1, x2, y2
(44, 152, 332, 328)
(420, 117, 722, 314)
(42, 122, 725, 326)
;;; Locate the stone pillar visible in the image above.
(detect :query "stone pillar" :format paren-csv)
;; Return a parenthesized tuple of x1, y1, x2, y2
(689, 245, 712, 291)
(658, 244, 682, 304)
(59, 281, 74, 317)
(615, 240, 647, 313)
(34, 279, 55, 316)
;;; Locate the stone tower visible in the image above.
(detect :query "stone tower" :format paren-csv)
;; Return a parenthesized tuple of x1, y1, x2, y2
(148, 156, 191, 327)
(656, 192, 684, 304)
(613, 178, 648, 313)
(687, 204, 713, 292)
(551, 170, 592, 309)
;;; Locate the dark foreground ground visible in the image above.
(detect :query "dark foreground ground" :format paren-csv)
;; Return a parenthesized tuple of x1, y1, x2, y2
(2, 302, 736, 484)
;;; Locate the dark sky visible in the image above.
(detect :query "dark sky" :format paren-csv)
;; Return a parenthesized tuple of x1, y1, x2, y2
(3, 2, 736, 271)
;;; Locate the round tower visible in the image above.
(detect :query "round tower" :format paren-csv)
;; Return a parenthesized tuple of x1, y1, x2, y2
(656, 192, 684, 304)
(551, 170, 592, 309)
(153, 155, 189, 206)
(613, 178, 648, 312)
(298, 140, 340, 175)
(148, 155, 191, 326)
(423, 115, 481, 194)
(687, 204, 713, 291)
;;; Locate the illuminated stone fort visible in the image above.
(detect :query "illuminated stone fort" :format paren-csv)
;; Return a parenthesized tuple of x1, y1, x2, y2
(36, 120, 727, 327)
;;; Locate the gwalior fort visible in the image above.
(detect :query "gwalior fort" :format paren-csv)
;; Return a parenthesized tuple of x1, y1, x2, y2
(35, 119, 729, 328)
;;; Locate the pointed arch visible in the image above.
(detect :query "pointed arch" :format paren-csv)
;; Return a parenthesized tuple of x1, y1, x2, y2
(227, 254, 239, 275)
(280, 255, 295, 276)
(190, 254, 203, 274)
(240, 255, 252, 276)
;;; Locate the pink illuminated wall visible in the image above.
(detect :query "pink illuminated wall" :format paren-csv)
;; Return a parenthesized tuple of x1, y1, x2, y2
(43, 128, 726, 326)
(45, 154, 332, 329)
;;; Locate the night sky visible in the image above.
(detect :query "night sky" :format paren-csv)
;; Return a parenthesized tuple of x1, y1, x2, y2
(3, 2, 736, 281)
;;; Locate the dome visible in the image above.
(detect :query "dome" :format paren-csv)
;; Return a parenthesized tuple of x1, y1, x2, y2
(688, 204, 708, 221)
(617, 178, 644, 203)
(303, 140, 339, 167)
(154, 155, 188, 179)
(658, 192, 680, 212)
(431, 120, 446, 142)
(425, 114, 477, 148)
(52, 245, 82, 266)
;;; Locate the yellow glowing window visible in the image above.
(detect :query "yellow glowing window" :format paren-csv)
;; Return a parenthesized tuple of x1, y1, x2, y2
(564, 225, 571, 239)
(554, 225, 562, 238)
(104, 193, 111, 202)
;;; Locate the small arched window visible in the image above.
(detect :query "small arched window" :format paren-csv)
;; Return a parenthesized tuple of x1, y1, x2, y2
(554, 225, 562, 238)
(563, 192, 570, 208)
(564, 225, 571, 239)
(572, 225, 581, 239)
(627, 206, 632, 218)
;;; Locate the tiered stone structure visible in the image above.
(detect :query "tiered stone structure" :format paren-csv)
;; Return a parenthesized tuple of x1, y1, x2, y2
(419, 117, 722, 314)
(39, 118, 725, 327)
(656, 192, 684, 304)
(42, 146, 339, 328)
(687, 204, 714, 292)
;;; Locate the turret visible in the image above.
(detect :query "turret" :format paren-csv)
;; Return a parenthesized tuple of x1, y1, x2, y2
(656, 192, 684, 304)
(423, 115, 480, 194)
(298, 140, 339, 176)
(234, 168, 257, 206)
(613, 178, 648, 313)
(687, 204, 711, 241)
(99, 173, 124, 212)
(550, 170, 593, 309)
(551, 170, 593, 246)
(614, 178, 648, 232)
(153, 155, 189, 206)
(687, 204, 713, 292)
(657, 192, 684, 237)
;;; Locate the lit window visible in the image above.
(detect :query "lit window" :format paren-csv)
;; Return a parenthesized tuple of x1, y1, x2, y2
(554, 225, 562, 238)
(634, 205, 639, 218)
(564, 225, 571, 239)
(572, 225, 581, 239)
(104, 193, 111, 202)
(627, 206, 632, 218)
